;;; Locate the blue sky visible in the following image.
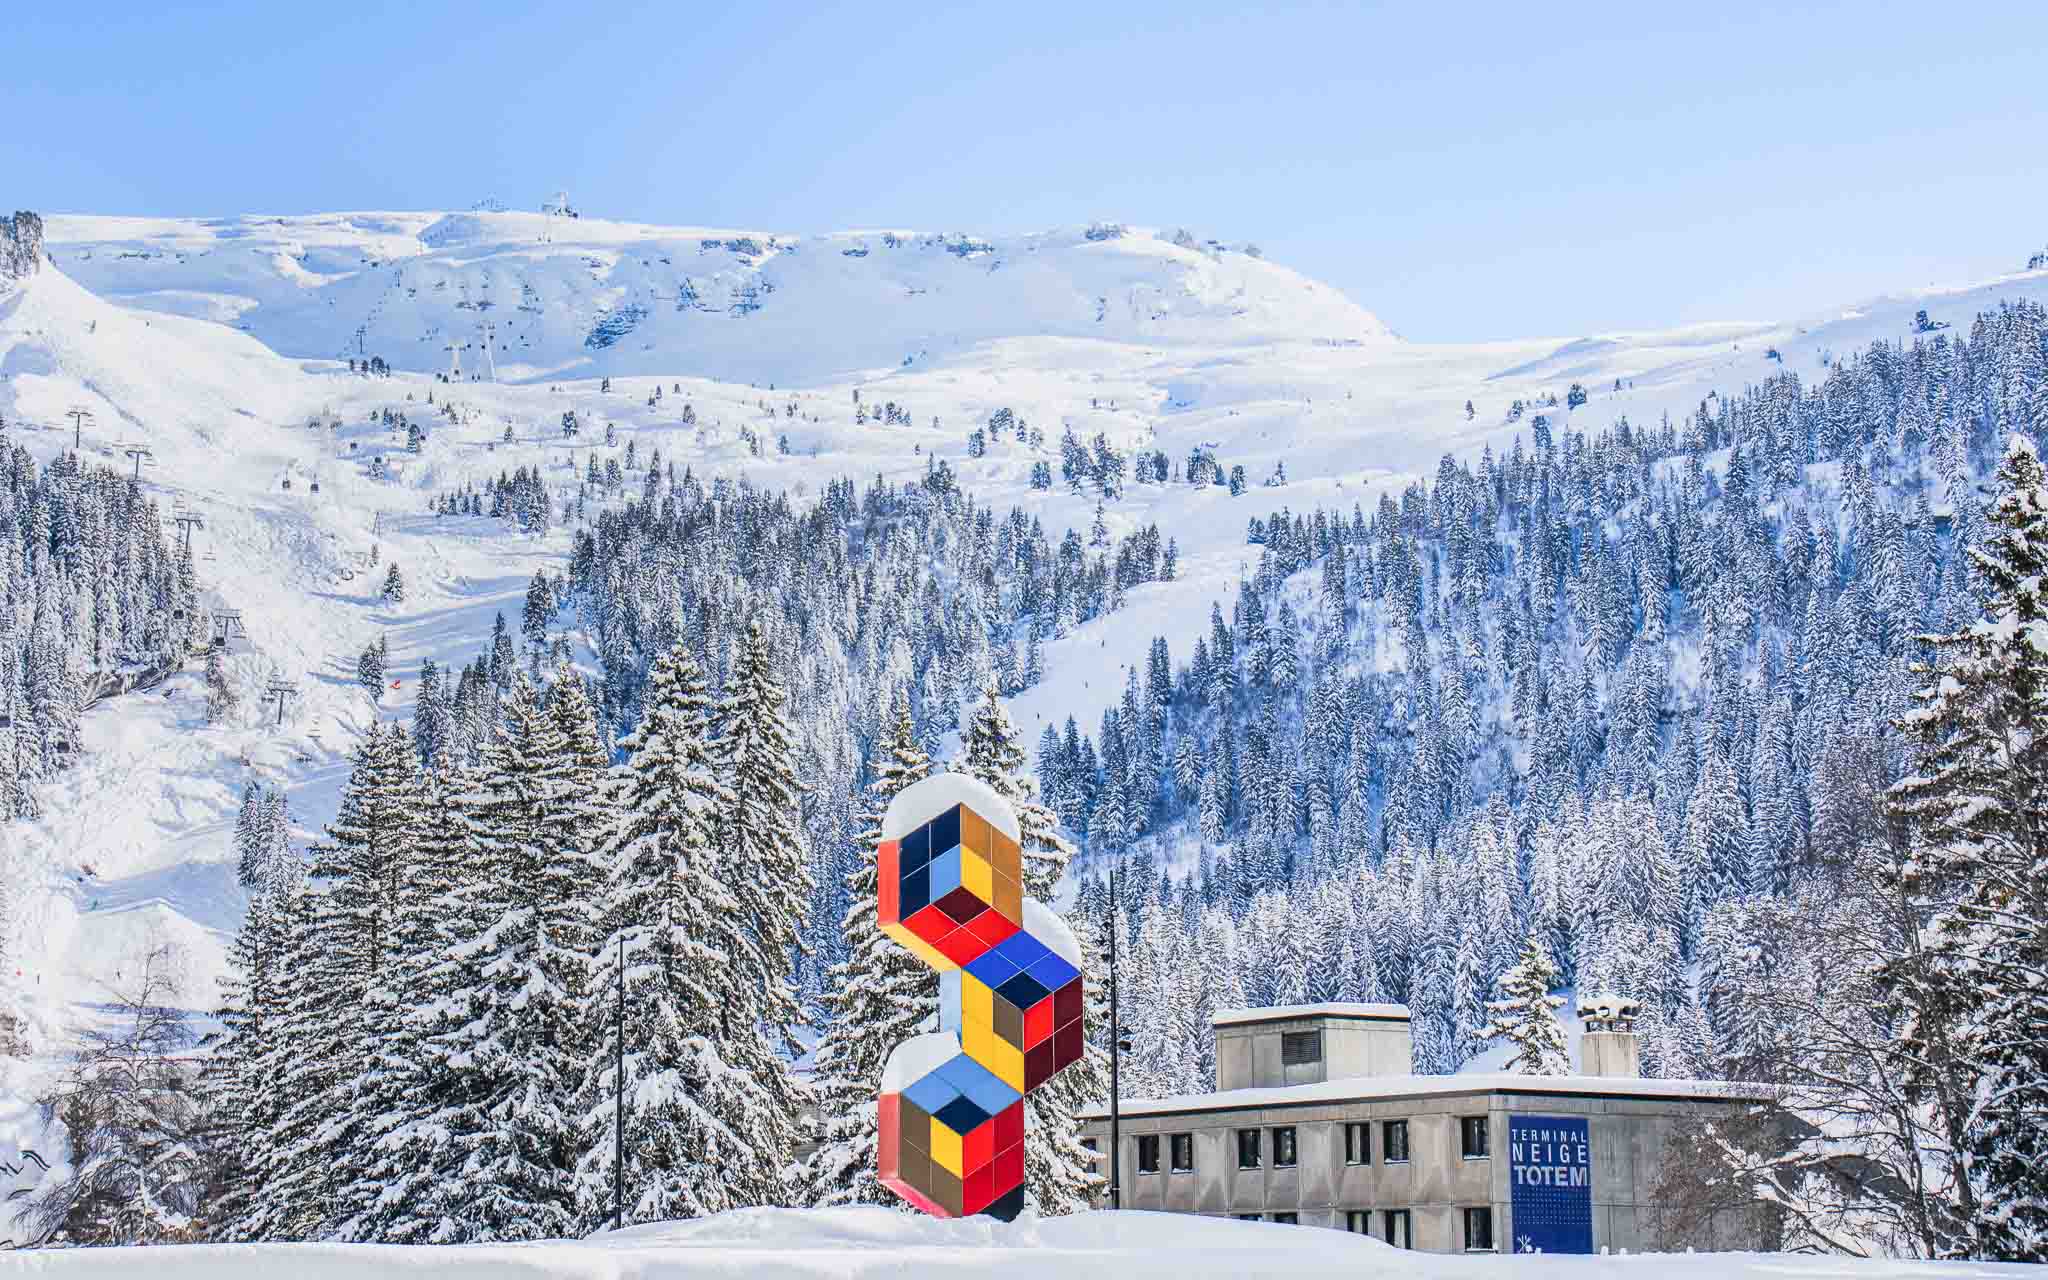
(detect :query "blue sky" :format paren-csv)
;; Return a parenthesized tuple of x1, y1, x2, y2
(6, 0, 2045, 342)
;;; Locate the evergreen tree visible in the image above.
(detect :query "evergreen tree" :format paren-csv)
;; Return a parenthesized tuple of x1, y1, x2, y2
(205, 646, 236, 723)
(1475, 933, 1570, 1075)
(346, 766, 489, 1243)
(227, 724, 421, 1239)
(413, 659, 449, 769)
(425, 676, 598, 1240)
(381, 562, 406, 604)
(574, 643, 749, 1226)
(1888, 434, 2048, 1259)
(356, 637, 387, 699)
(706, 620, 813, 1205)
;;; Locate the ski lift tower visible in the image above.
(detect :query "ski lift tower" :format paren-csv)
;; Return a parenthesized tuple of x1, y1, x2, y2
(66, 406, 94, 450)
(263, 680, 300, 727)
(171, 507, 204, 556)
(444, 335, 462, 382)
(479, 319, 500, 383)
(210, 610, 247, 648)
(122, 443, 155, 481)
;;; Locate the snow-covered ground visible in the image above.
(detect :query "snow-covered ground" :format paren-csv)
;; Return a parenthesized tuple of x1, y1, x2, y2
(0, 1206, 2033, 1278)
(6, 209, 2048, 1221)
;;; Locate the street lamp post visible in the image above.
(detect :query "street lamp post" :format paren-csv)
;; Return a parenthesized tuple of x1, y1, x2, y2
(1108, 857, 1122, 1210)
(614, 931, 626, 1231)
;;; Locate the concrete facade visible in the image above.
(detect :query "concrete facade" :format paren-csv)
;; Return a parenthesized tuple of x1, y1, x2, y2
(1082, 1002, 1772, 1254)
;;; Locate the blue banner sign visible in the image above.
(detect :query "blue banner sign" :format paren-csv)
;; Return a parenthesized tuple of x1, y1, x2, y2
(1508, 1115, 1592, 1254)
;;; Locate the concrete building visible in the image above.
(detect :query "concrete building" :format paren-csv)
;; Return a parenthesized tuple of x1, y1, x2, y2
(1080, 1001, 1774, 1254)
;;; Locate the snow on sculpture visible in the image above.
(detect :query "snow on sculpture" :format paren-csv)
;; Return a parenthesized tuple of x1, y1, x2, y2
(875, 772, 1083, 1221)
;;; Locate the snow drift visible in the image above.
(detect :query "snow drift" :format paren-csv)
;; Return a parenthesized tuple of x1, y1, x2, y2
(0, 1206, 2036, 1278)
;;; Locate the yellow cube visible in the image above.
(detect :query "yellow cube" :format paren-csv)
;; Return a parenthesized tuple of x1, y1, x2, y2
(930, 1115, 964, 1177)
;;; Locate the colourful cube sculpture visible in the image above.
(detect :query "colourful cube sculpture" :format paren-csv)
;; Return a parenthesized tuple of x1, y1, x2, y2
(875, 773, 1086, 1223)
(878, 792, 1024, 971)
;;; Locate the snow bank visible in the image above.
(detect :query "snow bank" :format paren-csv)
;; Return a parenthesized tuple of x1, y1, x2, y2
(0, 1206, 2032, 1277)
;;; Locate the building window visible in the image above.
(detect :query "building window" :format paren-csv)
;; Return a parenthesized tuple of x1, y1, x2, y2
(1137, 1134, 1161, 1174)
(1384, 1209, 1411, 1249)
(1237, 1128, 1262, 1169)
(1273, 1126, 1298, 1169)
(1170, 1132, 1195, 1172)
(1343, 1121, 1369, 1165)
(1345, 1210, 1371, 1234)
(1271, 1212, 1299, 1225)
(1460, 1115, 1489, 1160)
(1382, 1120, 1409, 1164)
(1464, 1206, 1495, 1252)
(1235, 1213, 1263, 1222)
(1081, 1138, 1098, 1154)
(1280, 1030, 1322, 1066)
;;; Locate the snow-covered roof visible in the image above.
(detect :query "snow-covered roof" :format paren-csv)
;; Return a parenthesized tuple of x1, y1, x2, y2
(1081, 1072, 1776, 1119)
(881, 772, 1020, 843)
(1211, 1002, 1411, 1027)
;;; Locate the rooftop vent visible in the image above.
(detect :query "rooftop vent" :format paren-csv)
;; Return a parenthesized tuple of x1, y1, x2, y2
(1576, 993, 1642, 1078)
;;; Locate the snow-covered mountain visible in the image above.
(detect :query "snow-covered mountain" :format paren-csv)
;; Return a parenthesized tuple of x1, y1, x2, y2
(41, 213, 1393, 387)
(6, 205, 2048, 1228)
(7, 208, 2047, 1022)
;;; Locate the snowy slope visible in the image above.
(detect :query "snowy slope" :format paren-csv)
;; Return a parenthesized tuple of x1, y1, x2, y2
(0, 1205, 2034, 1277)
(5, 212, 2048, 1203)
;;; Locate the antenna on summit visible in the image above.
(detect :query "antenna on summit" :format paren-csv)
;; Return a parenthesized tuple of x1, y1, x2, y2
(541, 189, 576, 243)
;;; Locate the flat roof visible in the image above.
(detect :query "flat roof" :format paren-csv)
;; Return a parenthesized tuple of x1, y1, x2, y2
(1080, 1072, 1775, 1120)
(1211, 1002, 1411, 1028)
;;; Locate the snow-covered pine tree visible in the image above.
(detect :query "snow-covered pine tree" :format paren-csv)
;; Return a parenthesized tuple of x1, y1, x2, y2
(424, 675, 596, 1241)
(961, 685, 1070, 901)
(573, 643, 748, 1228)
(205, 644, 235, 723)
(1888, 433, 2048, 1260)
(381, 561, 405, 604)
(205, 790, 301, 1234)
(344, 766, 490, 1244)
(1475, 933, 1570, 1075)
(231, 781, 265, 888)
(705, 619, 813, 1206)
(225, 724, 420, 1240)
(804, 690, 934, 1206)
(356, 636, 387, 699)
(959, 685, 1104, 1214)
(299, 722, 425, 1235)
(413, 659, 449, 769)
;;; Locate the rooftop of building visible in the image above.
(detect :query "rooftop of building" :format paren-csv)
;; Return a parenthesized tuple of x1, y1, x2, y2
(1081, 1071, 1776, 1120)
(1210, 1002, 1411, 1027)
